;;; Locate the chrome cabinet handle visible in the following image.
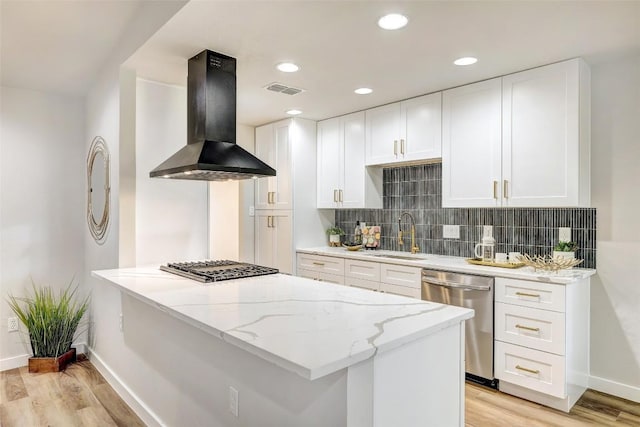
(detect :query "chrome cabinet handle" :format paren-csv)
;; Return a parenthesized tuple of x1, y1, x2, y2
(515, 365, 540, 375)
(515, 291, 540, 298)
(400, 139, 405, 155)
(504, 180, 509, 199)
(515, 324, 540, 332)
(394, 140, 398, 156)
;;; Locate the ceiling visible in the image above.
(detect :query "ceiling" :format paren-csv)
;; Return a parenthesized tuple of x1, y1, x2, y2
(2, 1, 639, 126)
(0, 0, 144, 96)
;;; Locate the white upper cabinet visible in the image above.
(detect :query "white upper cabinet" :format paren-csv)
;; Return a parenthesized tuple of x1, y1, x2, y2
(502, 59, 589, 207)
(365, 93, 442, 166)
(255, 119, 293, 210)
(442, 78, 502, 207)
(443, 58, 590, 208)
(317, 112, 382, 209)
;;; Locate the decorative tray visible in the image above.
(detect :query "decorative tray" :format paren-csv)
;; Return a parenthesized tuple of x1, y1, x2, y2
(465, 258, 525, 269)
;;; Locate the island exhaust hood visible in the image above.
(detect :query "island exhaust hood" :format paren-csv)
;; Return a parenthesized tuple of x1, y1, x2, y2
(149, 50, 276, 181)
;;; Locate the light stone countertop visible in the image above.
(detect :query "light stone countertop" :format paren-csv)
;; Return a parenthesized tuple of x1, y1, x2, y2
(92, 267, 473, 381)
(297, 247, 596, 285)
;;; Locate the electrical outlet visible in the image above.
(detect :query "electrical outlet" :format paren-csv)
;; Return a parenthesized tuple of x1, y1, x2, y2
(119, 313, 124, 332)
(249, 206, 255, 217)
(559, 227, 571, 242)
(443, 225, 460, 239)
(7, 317, 18, 332)
(229, 386, 239, 417)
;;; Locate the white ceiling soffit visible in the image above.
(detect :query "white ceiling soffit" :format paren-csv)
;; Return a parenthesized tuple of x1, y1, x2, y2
(0, 0, 188, 97)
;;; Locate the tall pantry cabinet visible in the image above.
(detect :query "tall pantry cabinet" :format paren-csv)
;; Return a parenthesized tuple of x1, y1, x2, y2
(253, 118, 332, 274)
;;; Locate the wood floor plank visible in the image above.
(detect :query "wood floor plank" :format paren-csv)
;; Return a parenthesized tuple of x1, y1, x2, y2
(580, 389, 640, 418)
(76, 405, 119, 426)
(1, 368, 28, 402)
(1, 397, 40, 426)
(92, 383, 145, 427)
(617, 410, 640, 425)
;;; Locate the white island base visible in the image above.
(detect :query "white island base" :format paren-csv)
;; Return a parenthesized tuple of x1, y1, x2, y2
(92, 268, 471, 426)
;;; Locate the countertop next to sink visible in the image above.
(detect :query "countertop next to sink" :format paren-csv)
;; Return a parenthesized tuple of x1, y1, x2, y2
(92, 267, 472, 381)
(297, 247, 596, 285)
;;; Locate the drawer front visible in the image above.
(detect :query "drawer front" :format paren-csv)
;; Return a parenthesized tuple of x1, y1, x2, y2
(317, 271, 345, 285)
(380, 282, 421, 299)
(380, 264, 421, 289)
(495, 341, 566, 398)
(495, 278, 566, 312)
(296, 253, 345, 275)
(495, 302, 566, 355)
(345, 259, 381, 281)
(297, 268, 317, 281)
(346, 277, 379, 291)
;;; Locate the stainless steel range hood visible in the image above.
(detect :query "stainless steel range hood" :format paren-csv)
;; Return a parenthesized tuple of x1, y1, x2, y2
(150, 50, 276, 181)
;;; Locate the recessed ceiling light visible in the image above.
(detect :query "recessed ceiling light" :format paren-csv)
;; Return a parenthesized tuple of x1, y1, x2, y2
(277, 62, 299, 73)
(354, 87, 373, 95)
(454, 57, 478, 66)
(286, 109, 302, 115)
(378, 13, 408, 30)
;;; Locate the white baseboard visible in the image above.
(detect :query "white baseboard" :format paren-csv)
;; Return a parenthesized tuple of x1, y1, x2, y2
(0, 353, 30, 371)
(88, 346, 164, 427)
(589, 375, 640, 403)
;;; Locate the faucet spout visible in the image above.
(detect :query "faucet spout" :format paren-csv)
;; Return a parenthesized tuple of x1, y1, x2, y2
(398, 212, 420, 254)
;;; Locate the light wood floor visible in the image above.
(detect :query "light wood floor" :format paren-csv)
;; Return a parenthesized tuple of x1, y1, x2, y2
(2, 358, 639, 426)
(0, 356, 144, 427)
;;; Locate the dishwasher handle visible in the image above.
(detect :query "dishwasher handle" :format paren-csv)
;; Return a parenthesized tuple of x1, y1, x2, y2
(421, 277, 491, 292)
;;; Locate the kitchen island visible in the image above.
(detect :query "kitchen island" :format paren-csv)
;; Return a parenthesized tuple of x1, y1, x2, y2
(92, 267, 473, 427)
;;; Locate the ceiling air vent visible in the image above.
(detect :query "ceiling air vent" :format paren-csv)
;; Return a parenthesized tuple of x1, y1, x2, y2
(265, 82, 304, 96)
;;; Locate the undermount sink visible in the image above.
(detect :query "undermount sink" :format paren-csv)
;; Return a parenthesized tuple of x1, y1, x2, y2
(371, 254, 427, 261)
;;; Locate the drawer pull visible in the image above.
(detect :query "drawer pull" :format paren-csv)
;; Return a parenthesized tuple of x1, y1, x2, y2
(515, 365, 540, 375)
(515, 291, 540, 298)
(515, 324, 540, 332)
(312, 262, 325, 266)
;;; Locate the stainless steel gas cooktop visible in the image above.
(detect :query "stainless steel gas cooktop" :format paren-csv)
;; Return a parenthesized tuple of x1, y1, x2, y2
(160, 260, 278, 283)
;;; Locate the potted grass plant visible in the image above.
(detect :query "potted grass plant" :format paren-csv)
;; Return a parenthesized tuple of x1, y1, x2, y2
(7, 280, 89, 373)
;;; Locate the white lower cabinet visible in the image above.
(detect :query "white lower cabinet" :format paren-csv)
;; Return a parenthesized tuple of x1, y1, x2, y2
(298, 268, 345, 285)
(255, 211, 292, 274)
(297, 253, 421, 299)
(494, 277, 590, 412)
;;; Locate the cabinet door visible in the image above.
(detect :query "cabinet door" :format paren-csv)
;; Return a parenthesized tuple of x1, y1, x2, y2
(341, 111, 366, 208)
(400, 93, 442, 161)
(272, 212, 293, 274)
(254, 212, 274, 268)
(254, 211, 292, 273)
(272, 120, 293, 210)
(442, 78, 502, 207)
(317, 118, 342, 208)
(502, 60, 580, 207)
(365, 102, 401, 165)
(254, 124, 275, 209)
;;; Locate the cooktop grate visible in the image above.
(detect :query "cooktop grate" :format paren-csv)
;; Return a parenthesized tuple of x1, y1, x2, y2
(160, 260, 279, 283)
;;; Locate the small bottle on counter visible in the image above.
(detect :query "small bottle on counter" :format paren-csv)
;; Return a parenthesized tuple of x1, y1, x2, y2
(354, 221, 362, 245)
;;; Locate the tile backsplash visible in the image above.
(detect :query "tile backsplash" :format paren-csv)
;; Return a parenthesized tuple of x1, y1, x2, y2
(335, 163, 596, 268)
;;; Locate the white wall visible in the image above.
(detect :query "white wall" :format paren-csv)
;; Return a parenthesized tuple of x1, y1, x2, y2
(135, 78, 208, 265)
(590, 54, 640, 401)
(0, 86, 85, 369)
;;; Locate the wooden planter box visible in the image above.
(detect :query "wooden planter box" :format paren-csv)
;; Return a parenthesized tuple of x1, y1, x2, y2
(28, 348, 76, 373)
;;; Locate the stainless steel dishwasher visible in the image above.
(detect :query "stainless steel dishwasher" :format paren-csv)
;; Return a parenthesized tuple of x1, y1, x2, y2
(421, 269, 497, 388)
